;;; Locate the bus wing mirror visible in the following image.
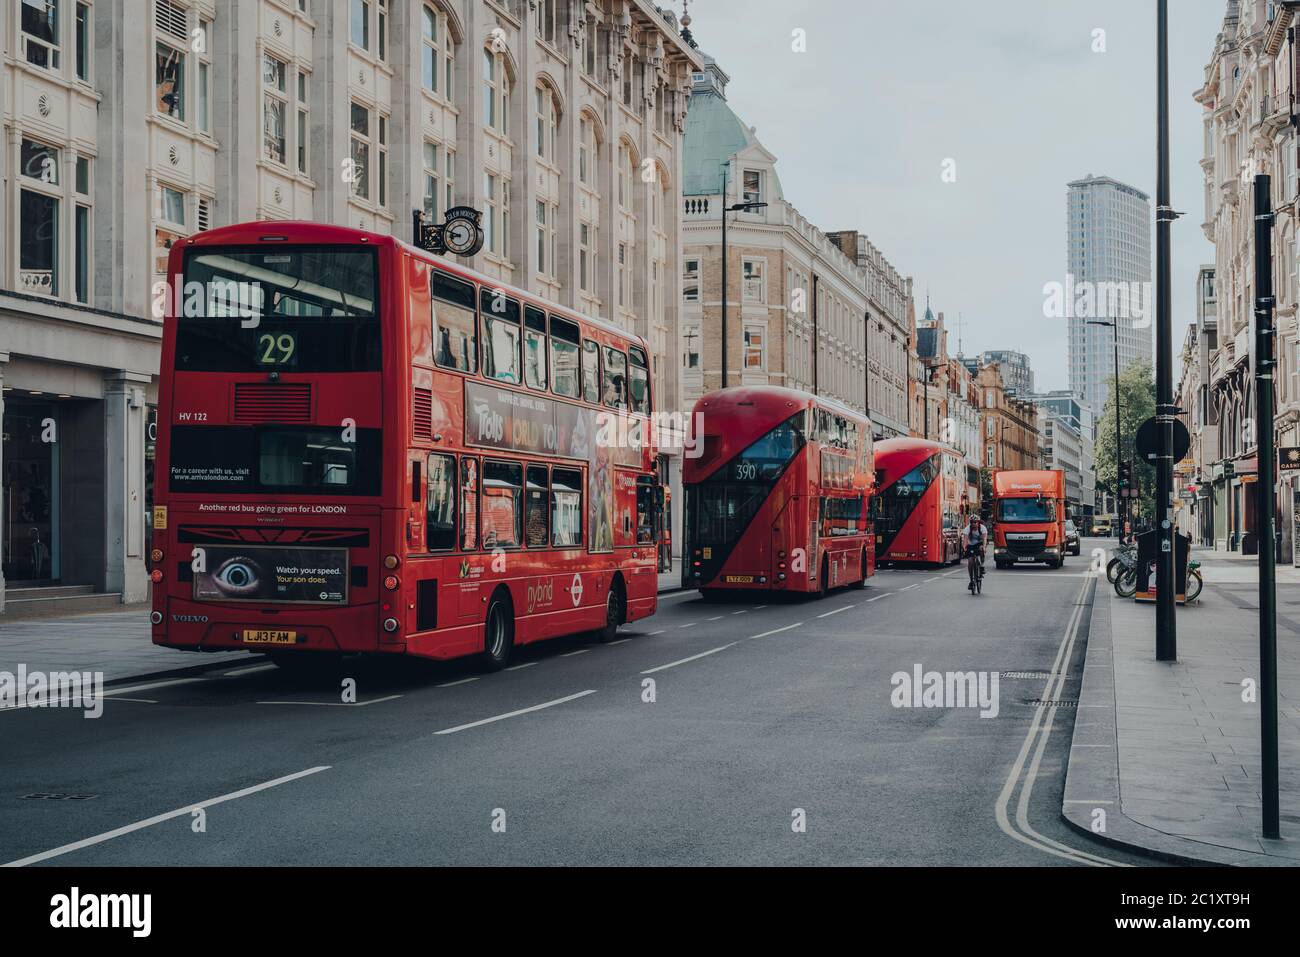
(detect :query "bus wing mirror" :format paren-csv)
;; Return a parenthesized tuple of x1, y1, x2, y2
(655, 486, 665, 508)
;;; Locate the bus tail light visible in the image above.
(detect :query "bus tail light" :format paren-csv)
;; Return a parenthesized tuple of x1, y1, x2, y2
(383, 575, 400, 591)
(382, 617, 399, 633)
(150, 568, 164, 583)
(384, 555, 400, 570)
(150, 548, 164, 564)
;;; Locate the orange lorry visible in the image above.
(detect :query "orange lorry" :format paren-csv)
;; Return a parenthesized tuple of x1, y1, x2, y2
(991, 469, 1067, 569)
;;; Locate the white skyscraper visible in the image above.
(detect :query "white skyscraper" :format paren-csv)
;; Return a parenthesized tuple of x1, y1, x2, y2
(1066, 175, 1153, 417)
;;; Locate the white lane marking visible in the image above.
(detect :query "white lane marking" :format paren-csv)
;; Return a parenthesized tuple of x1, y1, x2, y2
(754, 605, 768, 610)
(437, 676, 482, 688)
(505, 662, 537, 672)
(223, 663, 277, 677)
(678, 622, 697, 629)
(865, 594, 891, 602)
(103, 697, 157, 704)
(606, 638, 632, 646)
(3, 766, 331, 867)
(660, 591, 697, 601)
(731, 610, 748, 615)
(993, 577, 1126, 867)
(641, 644, 736, 675)
(256, 695, 403, 707)
(560, 649, 589, 658)
(433, 690, 597, 735)
(1064, 799, 1115, 804)
(749, 622, 803, 640)
(816, 605, 854, 619)
(924, 577, 941, 583)
(900, 583, 920, 591)
(647, 629, 666, 636)
(0, 675, 210, 714)
(705, 615, 724, 621)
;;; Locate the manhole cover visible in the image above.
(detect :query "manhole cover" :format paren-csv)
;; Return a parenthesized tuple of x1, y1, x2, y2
(21, 793, 97, 801)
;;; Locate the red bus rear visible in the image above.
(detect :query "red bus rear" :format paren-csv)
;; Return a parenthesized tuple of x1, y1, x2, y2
(151, 221, 662, 670)
(872, 438, 965, 566)
(682, 386, 874, 597)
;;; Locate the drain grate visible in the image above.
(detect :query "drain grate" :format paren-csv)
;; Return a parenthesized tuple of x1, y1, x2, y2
(21, 793, 97, 801)
(1022, 698, 1079, 709)
(1001, 671, 1054, 679)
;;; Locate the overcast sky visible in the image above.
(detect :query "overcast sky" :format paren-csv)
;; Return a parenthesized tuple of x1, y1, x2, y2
(681, 0, 1228, 392)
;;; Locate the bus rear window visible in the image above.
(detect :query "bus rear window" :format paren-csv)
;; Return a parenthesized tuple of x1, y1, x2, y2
(176, 246, 379, 372)
(169, 426, 381, 496)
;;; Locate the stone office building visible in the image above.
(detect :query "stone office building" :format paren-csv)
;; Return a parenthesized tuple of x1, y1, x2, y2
(1, 0, 700, 615)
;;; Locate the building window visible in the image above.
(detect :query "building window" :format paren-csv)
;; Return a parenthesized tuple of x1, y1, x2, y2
(351, 0, 369, 50)
(582, 17, 598, 76)
(579, 115, 597, 187)
(296, 69, 309, 173)
(484, 172, 503, 255)
(535, 0, 559, 45)
(349, 102, 371, 200)
(377, 0, 388, 61)
(23, 0, 61, 70)
(618, 243, 627, 308)
(378, 115, 388, 207)
(742, 259, 765, 302)
(744, 328, 765, 370)
(196, 18, 212, 134)
(156, 40, 186, 122)
(483, 48, 510, 134)
(683, 258, 699, 302)
(154, 183, 186, 283)
(536, 84, 558, 161)
(422, 4, 439, 93)
(74, 2, 90, 81)
(423, 141, 444, 218)
(19, 140, 61, 296)
(263, 54, 288, 165)
(535, 201, 551, 277)
(742, 169, 762, 205)
(684, 326, 700, 369)
(579, 223, 594, 293)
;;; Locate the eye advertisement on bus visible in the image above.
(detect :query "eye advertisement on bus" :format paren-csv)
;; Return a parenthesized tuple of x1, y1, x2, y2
(191, 545, 348, 605)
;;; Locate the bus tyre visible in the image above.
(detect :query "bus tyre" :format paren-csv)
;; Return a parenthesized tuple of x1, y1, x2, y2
(850, 549, 868, 589)
(594, 578, 625, 643)
(481, 593, 515, 670)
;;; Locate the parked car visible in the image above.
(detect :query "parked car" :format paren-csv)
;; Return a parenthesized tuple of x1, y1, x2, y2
(1064, 519, 1081, 555)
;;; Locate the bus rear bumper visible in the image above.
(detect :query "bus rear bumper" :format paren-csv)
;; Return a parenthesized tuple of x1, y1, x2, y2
(152, 598, 385, 655)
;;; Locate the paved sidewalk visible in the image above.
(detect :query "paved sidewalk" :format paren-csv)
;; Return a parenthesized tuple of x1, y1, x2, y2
(1063, 553, 1300, 864)
(0, 608, 254, 686)
(1191, 543, 1300, 584)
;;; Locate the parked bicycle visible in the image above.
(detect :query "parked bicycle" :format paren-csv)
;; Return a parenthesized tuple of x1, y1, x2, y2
(1106, 541, 1136, 583)
(1113, 557, 1203, 602)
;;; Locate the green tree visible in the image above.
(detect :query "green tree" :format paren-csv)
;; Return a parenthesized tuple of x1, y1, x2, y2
(1093, 360, 1156, 522)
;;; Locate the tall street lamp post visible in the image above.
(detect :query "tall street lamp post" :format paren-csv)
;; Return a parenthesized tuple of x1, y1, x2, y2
(1088, 318, 1123, 540)
(719, 161, 767, 388)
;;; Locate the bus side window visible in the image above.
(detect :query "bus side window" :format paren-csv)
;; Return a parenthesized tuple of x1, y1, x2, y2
(550, 315, 580, 398)
(602, 347, 627, 410)
(551, 467, 583, 548)
(482, 460, 523, 549)
(581, 339, 601, 404)
(524, 307, 548, 391)
(426, 453, 457, 550)
(526, 465, 549, 547)
(629, 345, 650, 415)
(460, 457, 479, 551)
(636, 477, 655, 544)
(480, 287, 521, 384)
(431, 270, 478, 374)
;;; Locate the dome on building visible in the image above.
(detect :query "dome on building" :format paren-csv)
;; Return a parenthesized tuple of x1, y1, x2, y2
(682, 54, 784, 198)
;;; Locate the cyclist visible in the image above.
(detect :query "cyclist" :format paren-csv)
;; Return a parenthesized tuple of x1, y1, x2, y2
(963, 515, 988, 591)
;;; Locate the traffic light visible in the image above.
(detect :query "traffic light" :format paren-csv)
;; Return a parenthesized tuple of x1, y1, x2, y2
(1118, 460, 1131, 498)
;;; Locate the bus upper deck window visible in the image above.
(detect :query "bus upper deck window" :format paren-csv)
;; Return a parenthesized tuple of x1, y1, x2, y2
(581, 339, 600, 405)
(550, 316, 580, 398)
(602, 347, 627, 410)
(628, 346, 650, 415)
(524, 306, 548, 392)
(431, 270, 477, 374)
(480, 287, 520, 384)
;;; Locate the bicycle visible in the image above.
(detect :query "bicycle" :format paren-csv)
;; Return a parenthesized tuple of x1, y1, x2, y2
(1105, 541, 1136, 583)
(967, 546, 985, 595)
(1114, 558, 1204, 602)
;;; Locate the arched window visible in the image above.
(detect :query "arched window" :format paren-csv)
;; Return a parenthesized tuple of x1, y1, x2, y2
(421, 4, 455, 99)
(483, 47, 510, 135)
(535, 82, 558, 162)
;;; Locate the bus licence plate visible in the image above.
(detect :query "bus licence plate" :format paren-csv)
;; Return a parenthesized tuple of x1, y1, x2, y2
(724, 575, 754, 584)
(242, 629, 297, 644)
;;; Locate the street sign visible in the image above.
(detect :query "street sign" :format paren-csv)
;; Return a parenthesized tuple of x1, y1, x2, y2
(1280, 446, 1300, 472)
(1135, 415, 1190, 464)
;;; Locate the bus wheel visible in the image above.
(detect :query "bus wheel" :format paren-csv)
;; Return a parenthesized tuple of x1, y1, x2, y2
(595, 578, 625, 642)
(850, 549, 868, 589)
(481, 593, 515, 670)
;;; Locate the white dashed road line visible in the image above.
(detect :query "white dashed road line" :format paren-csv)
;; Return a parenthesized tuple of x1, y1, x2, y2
(223, 663, 278, 677)
(560, 649, 589, 658)
(641, 643, 736, 675)
(437, 676, 482, 688)
(865, 594, 891, 602)
(748, 622, 803, 640)
(257, 695, 404, 707)
(3, 766, 331, 867)
(505, 662, 537, 672)
(433, 690, 597, 735)
(816, 605, 855, 619)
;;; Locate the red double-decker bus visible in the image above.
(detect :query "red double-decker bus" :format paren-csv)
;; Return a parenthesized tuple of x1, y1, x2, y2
(872, 438, 965, 566)
(150, 221, 662, 670)
(682, 386, 874, 597)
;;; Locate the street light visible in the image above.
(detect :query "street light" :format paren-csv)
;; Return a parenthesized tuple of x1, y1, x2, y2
(1088, 318, 1123, 541)
(719, 161, 767, 388)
